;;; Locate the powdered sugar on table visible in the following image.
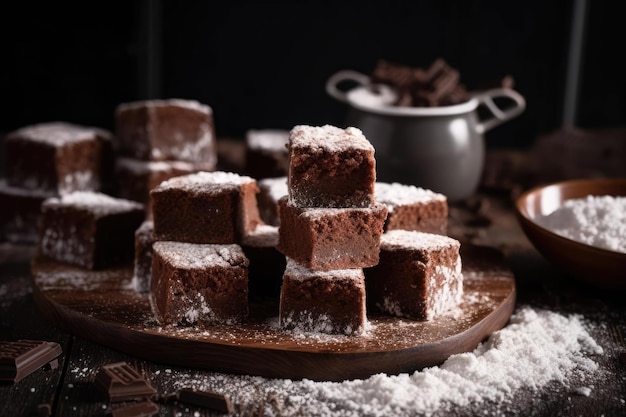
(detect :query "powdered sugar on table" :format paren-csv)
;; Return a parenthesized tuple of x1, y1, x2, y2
(155, 306, 604, 417)
(536, 195, 626, 253)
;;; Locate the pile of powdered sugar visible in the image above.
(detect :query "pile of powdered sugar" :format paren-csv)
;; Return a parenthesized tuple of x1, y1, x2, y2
(156, 306, 604, 417)
(536, 195, 626, 253)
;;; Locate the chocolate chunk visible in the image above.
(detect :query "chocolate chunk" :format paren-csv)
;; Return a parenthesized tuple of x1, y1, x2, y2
(111, 400, 159, 417)
(177, 388, 234, 413)
(619, 351, 626, 366)
(370, 58, 472, 107)
(95, 362, 156, 402)
(0, 340, 62, 383)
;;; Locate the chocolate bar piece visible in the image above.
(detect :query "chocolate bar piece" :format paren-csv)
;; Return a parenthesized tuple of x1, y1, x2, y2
(0, 340, 62, 383)
(177, 388, 234, 413)
(95, 362, 156, 402)
(111, 400, 159, 417)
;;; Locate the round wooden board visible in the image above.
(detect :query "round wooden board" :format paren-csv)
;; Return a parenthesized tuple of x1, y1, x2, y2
(31, 245, 516, 382)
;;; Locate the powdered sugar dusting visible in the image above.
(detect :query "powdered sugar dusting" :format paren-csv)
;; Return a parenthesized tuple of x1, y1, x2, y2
(375, 182, 446, 211)
(258, 177, 288, 202)
(381, 230, 460, 251)
(301, 202, 386, 221)
(116, 98, 212, 115)
(154, 171, 254, 192)
(289, 125, 373, 152)
(7, 121, 110, 147)
(242, 225, 279, 247)
(535, 195, 626, 253)
(285, 258, 364, 281)
(42, 191, 144, 215)
(246, 129, 289, 152)
(153, 241, 247, 269)
(116, 157, 200, 174)
(153, 306, 604, 417)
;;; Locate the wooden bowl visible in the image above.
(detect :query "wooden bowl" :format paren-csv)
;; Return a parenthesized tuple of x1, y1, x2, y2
(515, 178, 626, 290)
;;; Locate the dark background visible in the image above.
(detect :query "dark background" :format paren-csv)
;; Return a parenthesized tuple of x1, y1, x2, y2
(0, 0, 624, 158)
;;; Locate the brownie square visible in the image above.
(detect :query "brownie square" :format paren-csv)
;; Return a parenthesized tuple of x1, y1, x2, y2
(131, 220, 155, 293)
(244, 129, 290, 179)
(4, 122, 112, 194)
(150, 241, 249, 326)
(39, 192, 145, 269)
(277, 196, 387, 271)
(256, 176, 288, 227)
(150, 171, 263, 244)
(114, 157, 215, 217)
(241, 224, 286, 301)
(375, 182, 448, 234)
(279, 258, 367, 335)
(365, 230, 463, 320)
(288, 125, 376, 208)
(114, 98, 217, 164)
(0, 180, 55, 243)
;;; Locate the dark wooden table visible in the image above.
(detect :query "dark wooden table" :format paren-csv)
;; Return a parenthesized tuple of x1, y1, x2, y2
(1, 147, 626, 417)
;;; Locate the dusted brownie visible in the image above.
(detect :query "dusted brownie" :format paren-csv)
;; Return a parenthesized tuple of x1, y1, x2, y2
(256, 176, 288, 226)
(279, 258, 367, 335)
(375, 182, 448, 234)
(365, 230, 463, 320)
(151, 241, 249, 326)
(114, 157, 215, 216)
(277, 196, 387, 271)
(288, 125, 376, 208)
(150, 171, 263, 244)
(114, 98, 217, 164)
(241, 224, 285, 301)
(39, 192, 145, 269)
(131, 220, 155, 293)
(0, 181, 55, 243)
(244, 129, 289, 179)
(4, 122, 113, 194)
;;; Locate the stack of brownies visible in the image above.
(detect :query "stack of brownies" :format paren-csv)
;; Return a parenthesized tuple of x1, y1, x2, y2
(0, 122, 115, 244)
(276, 125, 388, 335)
(147, 170, 265, 326)
(276, 124, 464, 333)
(113, 98, 218, 218)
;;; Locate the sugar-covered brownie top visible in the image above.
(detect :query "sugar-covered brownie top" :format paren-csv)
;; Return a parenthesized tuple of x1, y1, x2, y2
(7, 122, 111, 147)
(246, 129, 289, 152)
(258, 177, 288, 201)
(241, 224, 279, 247)
(115, 157, 212, 174)
(153, 241, 247, 269)
(153, 171, 255, 193)
(381, 230, 460, 251)
(375, 182, 446, 211)
(289, 125, 373, 152)
(285, 258, 364, 281)
(42, 191, 144, 215)
(293, 201, 386, 221)
(115, 98, 212, 115)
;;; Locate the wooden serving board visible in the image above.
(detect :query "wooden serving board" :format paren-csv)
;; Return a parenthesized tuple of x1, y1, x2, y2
(31, 245, 516, 382)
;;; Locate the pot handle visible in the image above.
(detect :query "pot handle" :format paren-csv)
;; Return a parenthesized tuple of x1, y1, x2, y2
(474, 88, 526, 134)
(326, 70, 371, 103)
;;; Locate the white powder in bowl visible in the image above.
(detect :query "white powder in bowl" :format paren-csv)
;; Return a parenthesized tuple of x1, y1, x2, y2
(535, 195, 626, 253)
